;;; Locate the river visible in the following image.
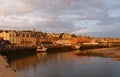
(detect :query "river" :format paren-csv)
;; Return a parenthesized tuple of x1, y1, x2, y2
(8, 47, 120, 77)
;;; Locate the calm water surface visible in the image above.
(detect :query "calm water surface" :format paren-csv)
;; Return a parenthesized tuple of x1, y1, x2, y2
(8, 48, 120, 77)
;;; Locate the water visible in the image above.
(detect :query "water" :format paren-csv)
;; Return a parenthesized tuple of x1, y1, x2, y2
(8, 48, 120, 77)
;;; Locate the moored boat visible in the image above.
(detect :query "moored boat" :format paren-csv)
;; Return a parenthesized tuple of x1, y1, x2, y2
(72, 45, 80, 50)
(36, 45, 47, 52)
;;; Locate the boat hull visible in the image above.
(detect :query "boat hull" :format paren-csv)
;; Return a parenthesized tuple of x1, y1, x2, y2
(36, 48, 47, 52)
(72, 45, 80, 50)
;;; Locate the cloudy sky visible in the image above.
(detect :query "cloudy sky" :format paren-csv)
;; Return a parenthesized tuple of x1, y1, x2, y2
(0, 0, 120, 37)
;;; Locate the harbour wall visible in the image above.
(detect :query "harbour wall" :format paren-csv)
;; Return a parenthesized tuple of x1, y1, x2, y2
(0, 55, 18, 77)
(0, 43, 120, 55)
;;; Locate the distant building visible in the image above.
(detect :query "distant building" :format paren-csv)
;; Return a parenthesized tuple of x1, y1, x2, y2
(0, 30, 36, 47)
(15, 31, 36, 47)
(0, 30, 16, 43)
(94, 38, 120, 43)
(60, 32, 72, 40)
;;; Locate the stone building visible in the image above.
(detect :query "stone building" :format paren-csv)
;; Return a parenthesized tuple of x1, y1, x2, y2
(60, 32, 72, 40)
(0, 30, 36, 47)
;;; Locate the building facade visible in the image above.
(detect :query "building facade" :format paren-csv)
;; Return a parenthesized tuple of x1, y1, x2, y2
(0, 30, 36, 47)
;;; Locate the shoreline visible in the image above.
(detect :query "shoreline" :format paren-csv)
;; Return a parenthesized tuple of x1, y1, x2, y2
(0, 44, 120, 55)
(0, 55, 18, 77)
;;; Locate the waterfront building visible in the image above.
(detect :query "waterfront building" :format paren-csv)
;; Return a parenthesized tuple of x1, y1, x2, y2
(0, 30, 16, 43)
(15, 31, 36, 47)
(0, 30, 36, 47)
(55, 39, 72, 45)
(60, 32, 72, 40)
(94, 38, 120, 43)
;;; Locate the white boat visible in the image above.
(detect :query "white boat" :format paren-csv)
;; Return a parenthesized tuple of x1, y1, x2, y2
(36, 45, 47, 52)
(72, 45, 80, 50)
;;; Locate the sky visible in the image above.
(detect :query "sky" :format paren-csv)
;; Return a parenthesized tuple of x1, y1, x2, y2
(0, 0, 120, 37)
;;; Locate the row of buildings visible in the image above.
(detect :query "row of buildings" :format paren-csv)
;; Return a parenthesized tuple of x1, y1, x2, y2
(0, 29, 120, 47)
(0, 30, 36, 47)
(0, 30, 76, 47)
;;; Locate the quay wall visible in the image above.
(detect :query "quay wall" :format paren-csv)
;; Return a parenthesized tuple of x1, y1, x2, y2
(0, 44, 120, 55)
(47, 44, 120, 53)
(0, 55, 18, 77)
(0, 47, 36, 56)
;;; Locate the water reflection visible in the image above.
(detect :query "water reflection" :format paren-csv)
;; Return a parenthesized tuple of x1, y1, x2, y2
(36, 52, 48, 64)
(9, 55, 37, 70)
(9, 51, 90, 70)
(8, 48, 120, 77)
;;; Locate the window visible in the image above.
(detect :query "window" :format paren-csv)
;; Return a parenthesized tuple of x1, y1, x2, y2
(22, 34, 25, 37)
(27, 34, 29, 37)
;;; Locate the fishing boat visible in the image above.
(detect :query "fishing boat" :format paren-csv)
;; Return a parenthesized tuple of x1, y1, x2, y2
(36, 45, 47, 52)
